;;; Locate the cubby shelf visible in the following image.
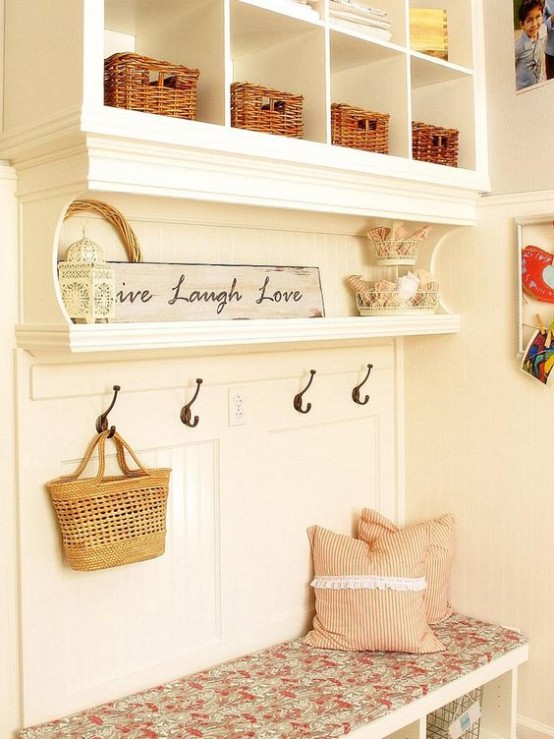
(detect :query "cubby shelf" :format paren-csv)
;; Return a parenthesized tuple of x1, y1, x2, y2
(0, 0, 487, 209)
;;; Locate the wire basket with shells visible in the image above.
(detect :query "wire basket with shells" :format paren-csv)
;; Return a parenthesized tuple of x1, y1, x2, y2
(348, 272, 440, 316)
(367, 222, 432, 266)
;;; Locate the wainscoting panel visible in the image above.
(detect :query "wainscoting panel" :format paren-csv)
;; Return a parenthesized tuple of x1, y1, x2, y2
(16, 341, 400, 725)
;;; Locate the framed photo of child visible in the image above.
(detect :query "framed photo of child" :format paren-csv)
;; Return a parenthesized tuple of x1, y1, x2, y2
(514, 0, 554, 91)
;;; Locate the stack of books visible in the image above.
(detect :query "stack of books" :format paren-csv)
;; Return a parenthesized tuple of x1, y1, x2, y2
(272, 0, 320, 20)
(329, 1, 392, 41)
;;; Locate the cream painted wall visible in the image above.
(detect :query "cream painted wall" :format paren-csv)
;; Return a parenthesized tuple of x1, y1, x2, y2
(483, 0, 554, 194)
(404, 1, 554, 728)
(405, 192, 554, 737)
(0, 164, 20, 739)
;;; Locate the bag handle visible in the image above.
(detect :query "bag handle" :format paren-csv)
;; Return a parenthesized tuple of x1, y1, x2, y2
(57, 430, 149, 483)
(114, 432, 151, 477)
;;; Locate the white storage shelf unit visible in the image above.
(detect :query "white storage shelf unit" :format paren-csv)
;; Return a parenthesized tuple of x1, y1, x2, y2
(101, 0, 479, 170)
(0, 0, 484, 355)
(1, 0, 487, 203)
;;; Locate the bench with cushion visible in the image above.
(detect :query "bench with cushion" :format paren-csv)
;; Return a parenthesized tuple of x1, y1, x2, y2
(19, 613, 528, 739)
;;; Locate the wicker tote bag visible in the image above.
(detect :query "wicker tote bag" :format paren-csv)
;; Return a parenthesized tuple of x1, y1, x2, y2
(46, 430, 171, 571)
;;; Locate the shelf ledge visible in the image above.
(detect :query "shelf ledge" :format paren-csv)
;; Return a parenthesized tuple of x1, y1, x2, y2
(1, 107, 489, 224)
(16, 315, 461, 355)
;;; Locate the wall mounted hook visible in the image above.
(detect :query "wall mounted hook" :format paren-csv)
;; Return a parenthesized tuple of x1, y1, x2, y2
(294, 370, 316, 414)
(352, 364, 373, 406)
(181, 378, 203, 428)
(96, 384, 121, 438)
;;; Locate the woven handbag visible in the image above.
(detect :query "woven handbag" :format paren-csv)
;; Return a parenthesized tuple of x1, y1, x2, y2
(47, 430, 171, 571)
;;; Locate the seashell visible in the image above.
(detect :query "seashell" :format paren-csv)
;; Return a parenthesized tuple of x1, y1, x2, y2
(347, 274, 370, 292)
(413, 268, 434, 286)
(390, 221, 409, 241)
(396, 239, 417, 255)
(407, 224, 432, 242)
(374, 280, 396, 293)
(347, 275, 374, 303)
(367, 227, 391, 243)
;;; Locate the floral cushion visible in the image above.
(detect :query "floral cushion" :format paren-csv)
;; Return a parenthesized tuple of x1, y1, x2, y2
(358, 509, 455, 624)
(305, 524, 445, 653)
(19, 614, 527, 739)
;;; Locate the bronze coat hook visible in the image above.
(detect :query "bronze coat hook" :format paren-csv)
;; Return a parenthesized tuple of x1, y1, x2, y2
(294, 369, 316, 414)
(181, 378, 203, 427)
(96, 384, 121, 438)
(352, 364, 373, 405)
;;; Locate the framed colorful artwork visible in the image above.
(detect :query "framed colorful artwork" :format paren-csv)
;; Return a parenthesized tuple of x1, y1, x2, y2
(517, 215, 554, 382)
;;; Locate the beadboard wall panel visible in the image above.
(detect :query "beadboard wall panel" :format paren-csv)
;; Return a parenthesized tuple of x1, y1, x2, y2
(16, 341, 399, 725)
(58, 194, 375, 322)
(403, 192, 554, 737)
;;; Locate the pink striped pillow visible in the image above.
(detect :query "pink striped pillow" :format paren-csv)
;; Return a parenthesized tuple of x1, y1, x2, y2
(305, 524, 445, 653)
(358, 509, 455, 624)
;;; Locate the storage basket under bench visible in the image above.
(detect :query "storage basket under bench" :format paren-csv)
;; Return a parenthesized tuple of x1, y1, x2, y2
(19, 614, 528, 738)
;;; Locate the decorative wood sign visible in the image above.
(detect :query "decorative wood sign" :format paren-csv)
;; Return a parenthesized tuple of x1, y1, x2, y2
(110, 261, 325, 321)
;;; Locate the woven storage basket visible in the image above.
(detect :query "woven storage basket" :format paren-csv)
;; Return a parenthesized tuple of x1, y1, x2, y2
(104, 52, 199, 119)
(412, 121, 459, 167)
(231, 82, 303, 138)
(350, 275, 440, 316)
(368, 238, 420, 266)
(46, 430, 171, 571)
(331, 103, 390, 154)
(64, 199, 142, 263)
(427, 686, 483, 739)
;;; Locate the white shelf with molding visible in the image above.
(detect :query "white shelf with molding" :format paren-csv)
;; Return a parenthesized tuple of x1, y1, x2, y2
(4, 105, 483, 225)
(16, 313, 460, 355)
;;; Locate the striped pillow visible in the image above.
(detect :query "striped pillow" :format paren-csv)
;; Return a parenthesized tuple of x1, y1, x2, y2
(358, 509, 455, 624)
(305, 524, 445, 653)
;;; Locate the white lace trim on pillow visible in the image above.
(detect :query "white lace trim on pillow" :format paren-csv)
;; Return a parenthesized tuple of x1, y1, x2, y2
(311, 574, 427, 591)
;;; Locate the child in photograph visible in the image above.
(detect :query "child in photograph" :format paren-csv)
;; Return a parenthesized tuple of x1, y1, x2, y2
(545, 0, 554, 79)
(515, 0, 547, 89)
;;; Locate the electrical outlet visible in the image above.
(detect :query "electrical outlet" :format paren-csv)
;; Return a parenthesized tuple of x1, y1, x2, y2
(228, 388, 247, 426)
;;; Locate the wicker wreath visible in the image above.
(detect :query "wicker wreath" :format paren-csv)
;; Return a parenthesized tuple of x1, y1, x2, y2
(64, 198, 142, 262)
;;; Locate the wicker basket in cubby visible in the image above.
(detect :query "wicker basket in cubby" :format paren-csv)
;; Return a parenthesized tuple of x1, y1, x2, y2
(104, 52, 200, 119)
(331, 103, 390, 154)
(412, 121, 459, 166)
(231, 82, 303, 138)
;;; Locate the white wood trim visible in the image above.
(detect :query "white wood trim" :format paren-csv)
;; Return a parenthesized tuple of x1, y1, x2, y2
(15, 314, 461, 355)
(517, 716, 554, 739)
(478, 190, 554, 210)
(393, 337, 406, 527)
(0, 164, 22, 738)
(0, 107, 487, 223)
